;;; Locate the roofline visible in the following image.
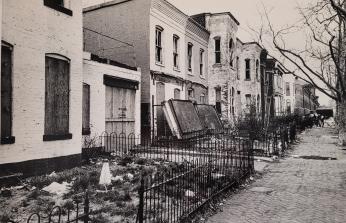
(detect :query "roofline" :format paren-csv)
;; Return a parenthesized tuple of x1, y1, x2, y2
(83, 0, 132, 13)
(192, 12, 240, 25)
(83, 0, 210, 34)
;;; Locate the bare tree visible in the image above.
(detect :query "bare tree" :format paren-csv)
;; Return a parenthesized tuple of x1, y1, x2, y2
(252, 0, 346, 145)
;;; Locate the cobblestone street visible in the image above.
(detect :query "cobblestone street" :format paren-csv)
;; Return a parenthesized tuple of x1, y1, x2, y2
(207, 127, 346, 223)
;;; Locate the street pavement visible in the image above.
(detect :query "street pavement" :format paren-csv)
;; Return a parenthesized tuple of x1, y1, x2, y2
(207, 127, 346, 223)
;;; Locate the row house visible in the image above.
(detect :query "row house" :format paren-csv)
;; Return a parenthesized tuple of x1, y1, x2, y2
(0, 0, 83, 175)
(265, 58, 285, 116)
(283, 72, 296, 115)
(0, 0, 142, 176)
(83, 0, 209, 137)
(192, 13, 267, 124)
(295, 79, 319, 115)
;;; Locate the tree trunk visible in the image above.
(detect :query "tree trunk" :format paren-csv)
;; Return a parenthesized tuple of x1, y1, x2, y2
(337, 99, 346, 146)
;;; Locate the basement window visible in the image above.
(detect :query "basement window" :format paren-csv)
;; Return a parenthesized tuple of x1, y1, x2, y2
(44, 0, 73, 16)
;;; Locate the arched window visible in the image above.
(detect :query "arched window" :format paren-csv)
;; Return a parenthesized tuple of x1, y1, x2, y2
(200, 93, 206, 104)
(256, 59, 259, 81)
(188, 88, 195, 100)
(245, 59, 251, 80)
(229, 38, 234, 67)
(155, 26, 164, 64)
(231, 87, 235, 116)
(44, 53, 71, 139)
(174, 88, 181, 100)
(257, 95, 260, 113)
(214, 37, 221, 64)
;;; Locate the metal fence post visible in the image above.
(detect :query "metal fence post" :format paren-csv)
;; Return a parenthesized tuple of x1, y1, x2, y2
(137, 177, 145, 223)
(84, 190, 90, 223)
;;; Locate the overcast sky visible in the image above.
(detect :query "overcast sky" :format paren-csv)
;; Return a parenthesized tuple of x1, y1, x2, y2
(83, 0, 330, 106)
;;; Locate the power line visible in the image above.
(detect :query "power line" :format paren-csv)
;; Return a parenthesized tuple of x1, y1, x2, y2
(83, 27, 134, 47)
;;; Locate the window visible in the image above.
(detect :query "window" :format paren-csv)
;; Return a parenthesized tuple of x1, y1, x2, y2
(286, 82, 290, 96)
(199, 49, 204, 76)
(215, 37, 221, 64)
(200, 93, 206, 104)
(256, 60, 259, 81)
(236, 57, 240, 80)
(188, 88, 194, 99)
(173, 35, 179, 69)
(174, 88, 181, 100)
(44, 54, 71, 141)
(245, 94, 251, 107)
(82, 83, 90, 135)
(257, 95, 260, 113)
(1, 42, 15, 144)
(229, 39, 234, 67)
(286, 100, 291, 114)
(43, 0, 72, 16)
(155, 26, 163, 64)
(231, 87, 235, 116)
(187, 43, 193, 72)
(215, 88, 221, 114)
(245, 59, 251, 80)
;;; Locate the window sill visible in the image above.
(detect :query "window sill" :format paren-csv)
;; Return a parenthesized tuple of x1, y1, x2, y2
(1, 136, 15, 145)
(200, 75, 206, 79)
(173, 67, 180, 72)
(245, 79, 251, 81)
(44, 0, 73, 16)
(82, 128, 91, 136)
(213, 63, 222, 68)
(43, 133, 73, 141)
(155, 62, 165, 67)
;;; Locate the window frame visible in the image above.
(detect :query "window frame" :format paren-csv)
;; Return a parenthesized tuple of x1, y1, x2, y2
(1, 41, 15, 144)
(245, 59, 251, 80)
(199, 49, 204, 77)
(229, 38, 234, 67)
(43, 53, 72, 141)
(214, 37, 221, 64)
(255, 59, 259, 81)
(187, 42, 193, 72)
(82, 83, 91, 135)
(236, 57, 240, 80)
(173, 34, 179, 70)
(155, 26, 164, 65)
(188, 88, 195, 99)
(43, 0, 73, 16)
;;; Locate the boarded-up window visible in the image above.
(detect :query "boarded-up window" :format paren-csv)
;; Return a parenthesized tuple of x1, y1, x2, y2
(1, 43, 14, 143)
(82, 83, 90, 135)
(44, 55, 70, 138)
(174, 88, 181, 100)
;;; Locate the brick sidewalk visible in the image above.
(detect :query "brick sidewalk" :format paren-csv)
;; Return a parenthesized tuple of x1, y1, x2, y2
(207, 127, 346, 223)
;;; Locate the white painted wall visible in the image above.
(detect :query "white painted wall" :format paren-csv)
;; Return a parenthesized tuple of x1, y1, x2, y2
(83, 53, 141, 138)
(0, 0, 83, 164)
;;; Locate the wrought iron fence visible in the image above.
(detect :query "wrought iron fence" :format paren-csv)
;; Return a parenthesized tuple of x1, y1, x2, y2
(136, 137, 253, 223)
(8, 191, 90, 223)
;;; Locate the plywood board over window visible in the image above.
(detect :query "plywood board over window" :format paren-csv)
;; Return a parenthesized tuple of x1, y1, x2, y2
(44, 54, 71, 141)
(104, 75, 138, 135)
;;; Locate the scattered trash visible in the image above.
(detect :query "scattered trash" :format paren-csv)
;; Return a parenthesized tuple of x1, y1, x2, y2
(42, 182, 71, 196)
(212, 173, 225, 179)
(126, 173, 134, 181)
(112, 175, 124, 182)
(1, 189, 12, 197)
(185, 190, 195, 197)
(48, 171, 58, 178)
